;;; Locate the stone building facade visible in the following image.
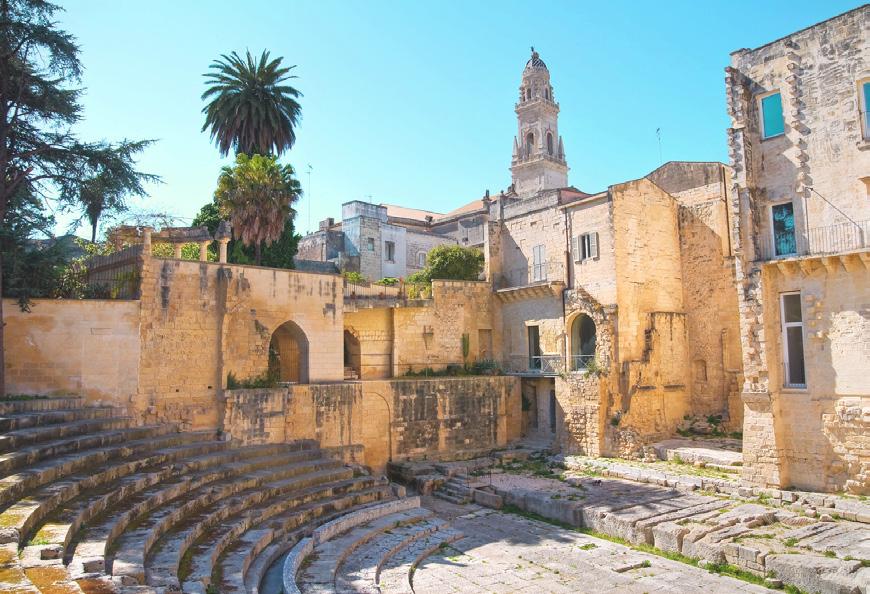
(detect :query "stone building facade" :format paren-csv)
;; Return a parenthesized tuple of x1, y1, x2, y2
(726, 5, 870, 493)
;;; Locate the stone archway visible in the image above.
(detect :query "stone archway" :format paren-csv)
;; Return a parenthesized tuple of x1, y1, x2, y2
(269, 320, 309, 384)
(569, 314, 597, 371)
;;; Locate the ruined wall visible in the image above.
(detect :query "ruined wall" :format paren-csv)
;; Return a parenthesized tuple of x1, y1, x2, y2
(392, 280, 500, 374)
(136, 256, 343, 429)
(343, 308, 394, 379)
(3, 299, 140, 406)
(223, 376, 522, 472)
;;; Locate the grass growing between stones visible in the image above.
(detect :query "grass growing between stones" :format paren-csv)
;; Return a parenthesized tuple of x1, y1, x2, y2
(500, 505, 809, 593)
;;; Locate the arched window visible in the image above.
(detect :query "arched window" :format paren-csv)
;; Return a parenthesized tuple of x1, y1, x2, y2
(525, 132, 534, 157)
(570, 314, 597, 371)
(269, 320, 309, 383)
(547, 132, 554, 156)
(526, 88, 532, 100)
(544, 88, 550, 100)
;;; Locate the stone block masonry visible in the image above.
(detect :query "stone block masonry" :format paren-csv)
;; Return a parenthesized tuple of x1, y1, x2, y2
(223, 376, 522, 472)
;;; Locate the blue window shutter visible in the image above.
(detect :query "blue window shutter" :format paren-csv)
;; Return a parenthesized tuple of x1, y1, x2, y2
(864, 82, 870, 135)
(761, 93, 784, 138)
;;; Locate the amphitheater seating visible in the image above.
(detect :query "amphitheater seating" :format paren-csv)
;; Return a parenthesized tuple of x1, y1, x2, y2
(285, 497, 462, 594)
(0, 397, 406, 594)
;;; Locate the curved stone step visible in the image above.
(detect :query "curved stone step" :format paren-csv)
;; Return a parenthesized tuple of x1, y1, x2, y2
(0, 417, 133, 454)
(376, 527, 463, 594)
(299, 506, 432, 594)
(0, 542, 39, 593)
(143, 463, 353, 590)
(15, 436, 224, 549)
(0, 423, 178, 478)
(0, 406, 117, 433)
(178, 476, 382, 590)
(337, 516, 448, 593)
(0, 426, 190, 519)
(68, 446, 320, 580)
(0, 397, 84, 416)
(231, 487, 392, 594)
(110, 457, 344, 585)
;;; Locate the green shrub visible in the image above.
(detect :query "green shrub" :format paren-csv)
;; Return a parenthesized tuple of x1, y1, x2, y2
(375, 277, 399, 286)
(226, 370, 280, 389)
(343, 271, 366, 283)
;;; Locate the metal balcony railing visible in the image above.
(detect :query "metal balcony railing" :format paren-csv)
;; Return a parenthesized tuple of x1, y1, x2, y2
(569, 354, 595, 372)
(503, 354, 563, 376)
(497, 261, 565, 289)
(756, 220, 869, 261)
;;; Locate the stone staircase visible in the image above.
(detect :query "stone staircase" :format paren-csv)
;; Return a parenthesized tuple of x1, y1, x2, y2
(0, 396, 400, 593)
(434, 473, 473, 505)
(284, 497, 462, 594)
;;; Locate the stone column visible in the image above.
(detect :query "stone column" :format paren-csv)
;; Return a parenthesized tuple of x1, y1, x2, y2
(218, 238, 230, 263)
(173, 244, 183, 259)
(199, 241, 210, 262)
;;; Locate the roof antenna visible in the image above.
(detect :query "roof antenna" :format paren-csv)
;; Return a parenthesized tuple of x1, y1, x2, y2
(656, 128, 663, 164)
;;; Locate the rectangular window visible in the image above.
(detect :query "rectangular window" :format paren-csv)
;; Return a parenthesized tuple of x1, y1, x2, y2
(532, 244, 546, 281)
(760, 92, 784, 139)
(573, 233, 600, 262)
(417, 252, 426, 267)
(771, 202, 796, 257)
(861, 80, 870, 140)
(780, 292, 806, 388)
(384, 241, 395, 262)
(366, 237, 375, 252)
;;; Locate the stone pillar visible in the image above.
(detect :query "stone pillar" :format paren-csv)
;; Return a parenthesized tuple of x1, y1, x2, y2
(142, 227, 153, 257)
(218, 239, 230, 263)
(173, 244, 183, 259)
(199, 241, 210, 262)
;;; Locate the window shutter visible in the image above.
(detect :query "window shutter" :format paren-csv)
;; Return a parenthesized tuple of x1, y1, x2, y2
(571, 236, 580, 261)
(591, 232, 599, 260)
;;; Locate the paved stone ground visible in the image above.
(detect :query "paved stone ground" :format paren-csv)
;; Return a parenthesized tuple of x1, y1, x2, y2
(413, 503, 773, 594)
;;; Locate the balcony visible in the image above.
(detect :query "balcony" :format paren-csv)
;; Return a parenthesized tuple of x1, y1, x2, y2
(503, 354, 563, 377)
(495, 261, 565, 302)
(757, 220, 869, 262)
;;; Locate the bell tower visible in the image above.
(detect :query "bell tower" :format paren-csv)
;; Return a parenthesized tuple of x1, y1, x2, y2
(510, 47, 568, 196)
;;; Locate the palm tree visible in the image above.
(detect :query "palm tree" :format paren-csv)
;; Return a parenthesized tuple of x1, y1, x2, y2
(201, 50, 302, 157)
(215, 153, 301, 265)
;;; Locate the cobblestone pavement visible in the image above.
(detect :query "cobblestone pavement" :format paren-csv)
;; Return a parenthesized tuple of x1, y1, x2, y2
(413, 506, 774, 594)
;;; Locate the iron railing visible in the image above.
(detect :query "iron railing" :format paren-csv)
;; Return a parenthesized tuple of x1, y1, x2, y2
(570, 354, 594, 372)
(83, 245, 144, 299)
(497, 261, 565, 289)
(757, 220, 869, 261)
(503, 354, 563, 376)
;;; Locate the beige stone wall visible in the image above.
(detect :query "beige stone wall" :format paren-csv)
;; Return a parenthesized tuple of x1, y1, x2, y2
(343, 308, 394, 379)
(392, 281, 500, 374)
(727, 6, 870, 492)
(135, 256, 343, 429)
(3, 299, 140, 407)
(497, 191, 568, 286)
(611, 179, 685, 363)
(223, 376, 522, 472)
(751, 263, 870, 493)
(498, 295, 563, 364)
(567, 196, 617, 305)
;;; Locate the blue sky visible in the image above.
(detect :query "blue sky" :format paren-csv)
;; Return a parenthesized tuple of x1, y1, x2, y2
(58, 1, 860, 237)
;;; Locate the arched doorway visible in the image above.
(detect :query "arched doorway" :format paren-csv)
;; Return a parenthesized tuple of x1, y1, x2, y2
(570, 314, 596, 371)
(269, 320, 309, 383)
(344, 329, 361, 380)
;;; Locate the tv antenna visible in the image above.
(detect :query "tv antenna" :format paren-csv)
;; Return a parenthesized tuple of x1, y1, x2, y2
(306, 164, 313, 233)
(656, 128, 663, 164)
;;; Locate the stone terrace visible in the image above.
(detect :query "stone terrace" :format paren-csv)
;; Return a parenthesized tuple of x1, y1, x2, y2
(389, 452, 870, 594)
(0, 396, 402, 593)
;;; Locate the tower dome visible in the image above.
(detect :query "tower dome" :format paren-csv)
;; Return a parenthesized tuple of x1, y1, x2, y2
(525, 47, 548, 71)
